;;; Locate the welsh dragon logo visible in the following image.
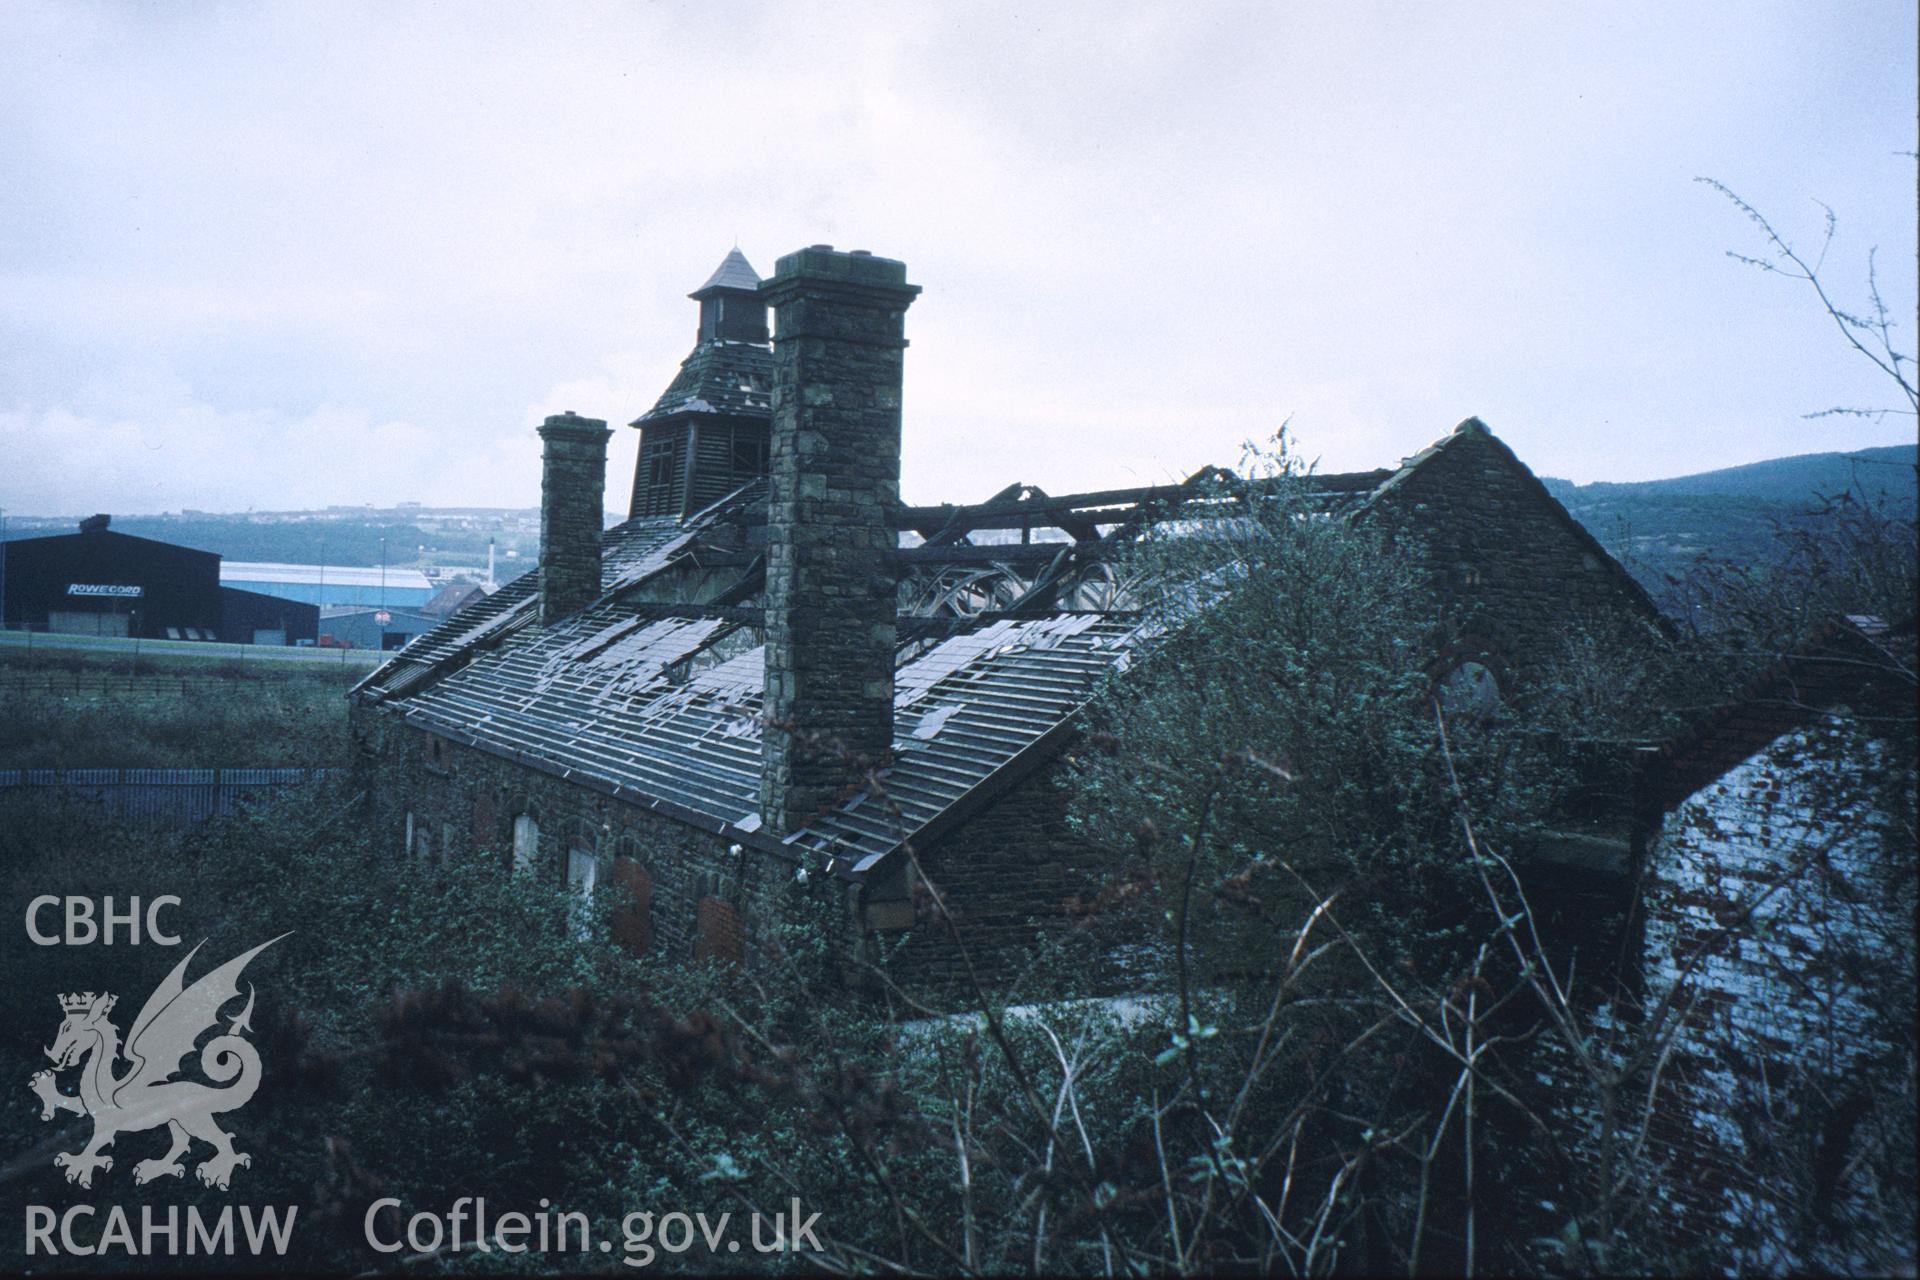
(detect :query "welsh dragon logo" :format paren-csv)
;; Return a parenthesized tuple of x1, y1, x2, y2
(29, 935, 287, 1190)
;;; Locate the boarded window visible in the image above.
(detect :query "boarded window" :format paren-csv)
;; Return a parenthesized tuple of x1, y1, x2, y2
(693, 896, 743, 966)
(512, 814, 539, 872)
(471, 791, 497, 849)
(729, 430, 767, 479)
(403, 811, 415, 862)
(607, 857, 654, 955)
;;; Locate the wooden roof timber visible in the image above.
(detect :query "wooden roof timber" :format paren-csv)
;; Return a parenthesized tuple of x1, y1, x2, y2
(895, 469, 1391, 536)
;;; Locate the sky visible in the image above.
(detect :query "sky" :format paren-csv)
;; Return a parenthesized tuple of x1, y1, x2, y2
(2, 0, 1914, 517)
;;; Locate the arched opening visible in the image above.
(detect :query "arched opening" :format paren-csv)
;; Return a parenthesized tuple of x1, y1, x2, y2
(608, 857, 655, 955)
(567, 847, 603, 939)
(1437, 659, 1503, 721)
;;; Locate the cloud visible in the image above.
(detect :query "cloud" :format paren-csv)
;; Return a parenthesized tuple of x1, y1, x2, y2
(0, 370, 534, 514)
(1, 0, 1913, 516)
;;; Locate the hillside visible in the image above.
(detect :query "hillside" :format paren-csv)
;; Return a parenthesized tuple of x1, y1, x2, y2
(0, 506, 547, 572)
(1545, 444, 1914, 503)
(1542, 444, 1916, 602)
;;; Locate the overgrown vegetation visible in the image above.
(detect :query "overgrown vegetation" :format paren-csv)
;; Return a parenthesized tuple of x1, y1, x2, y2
(1, 788, 670, 1272)
(3, 452, 1910, 1273)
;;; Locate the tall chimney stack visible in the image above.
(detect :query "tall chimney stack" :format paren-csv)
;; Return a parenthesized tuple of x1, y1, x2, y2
(537, 411, 612, 624)
(759, 246, 921, 836)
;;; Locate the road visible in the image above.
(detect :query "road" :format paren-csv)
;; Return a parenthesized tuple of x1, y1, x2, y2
(0, 629, 385, 666)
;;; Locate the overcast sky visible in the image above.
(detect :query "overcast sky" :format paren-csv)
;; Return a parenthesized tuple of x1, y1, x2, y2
(2, 1, 1913, 517)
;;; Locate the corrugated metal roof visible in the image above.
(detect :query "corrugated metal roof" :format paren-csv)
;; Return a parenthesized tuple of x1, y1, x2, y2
(222, 561, 435, 591)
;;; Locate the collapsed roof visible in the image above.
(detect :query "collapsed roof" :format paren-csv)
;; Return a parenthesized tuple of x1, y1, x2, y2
(356, 422, 1613, 881)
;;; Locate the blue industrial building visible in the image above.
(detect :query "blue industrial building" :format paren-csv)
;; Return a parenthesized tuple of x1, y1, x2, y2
(220, 561, 435, 610)
(318, 606, 438, 652)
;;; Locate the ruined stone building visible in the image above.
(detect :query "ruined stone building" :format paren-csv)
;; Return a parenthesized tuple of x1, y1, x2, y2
(343, 243, 1916, 1267)
(1622, 614, 1915, 1271)
(348, 243, 1667, 991)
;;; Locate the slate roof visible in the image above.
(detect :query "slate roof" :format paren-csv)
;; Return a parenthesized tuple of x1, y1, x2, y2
(690, 248, 762, 297)
(353, 469, 1166, 876)
(631, 340, 774, 425)
(374, 600, 1146, 875)
(357, 505, 728, 705)
(357, 420, 1642, 880)
(1644, 613, 1916, 811)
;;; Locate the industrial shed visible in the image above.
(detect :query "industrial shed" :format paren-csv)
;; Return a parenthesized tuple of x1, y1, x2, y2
(218, 585, 319, 646)
(320, 606, 438, 651)
(1, 515, 223, 639)
(1, 515, 321, 644)
(221, 560, 436, 610)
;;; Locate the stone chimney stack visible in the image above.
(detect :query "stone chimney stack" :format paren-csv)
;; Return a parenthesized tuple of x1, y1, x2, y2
(759, 246, 921, 836)
(537, 411, 612, 624)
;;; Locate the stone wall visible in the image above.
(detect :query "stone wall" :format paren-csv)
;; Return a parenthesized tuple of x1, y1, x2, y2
(1371, 421, 1664, 686)
(758, 247, 921, 835)
(348, 708, 821, 969)
(1532, 716, 1916, 1272)
(537, 413, 611, 625)
(863, 755, 1145, 1000)
(348, 705, 1132, 1001)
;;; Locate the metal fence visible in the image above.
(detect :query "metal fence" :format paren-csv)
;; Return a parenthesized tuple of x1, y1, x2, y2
(0, 767, 347, 826)
(1, 672, 252, 698)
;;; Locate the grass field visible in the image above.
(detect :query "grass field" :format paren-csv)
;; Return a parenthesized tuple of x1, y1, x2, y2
(0, 645, 361, 768)
(0, 626, 382, 668)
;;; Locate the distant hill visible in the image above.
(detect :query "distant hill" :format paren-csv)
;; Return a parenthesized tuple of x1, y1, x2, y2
(1542, 444, 1915, 504)
(1542, 444, 1916, 604)
(1, 507, 549, 572)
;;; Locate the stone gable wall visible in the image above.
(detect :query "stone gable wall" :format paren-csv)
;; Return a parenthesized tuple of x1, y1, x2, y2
(1374, 429, 1661, 683)
(865, 756, 1144, 1000)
